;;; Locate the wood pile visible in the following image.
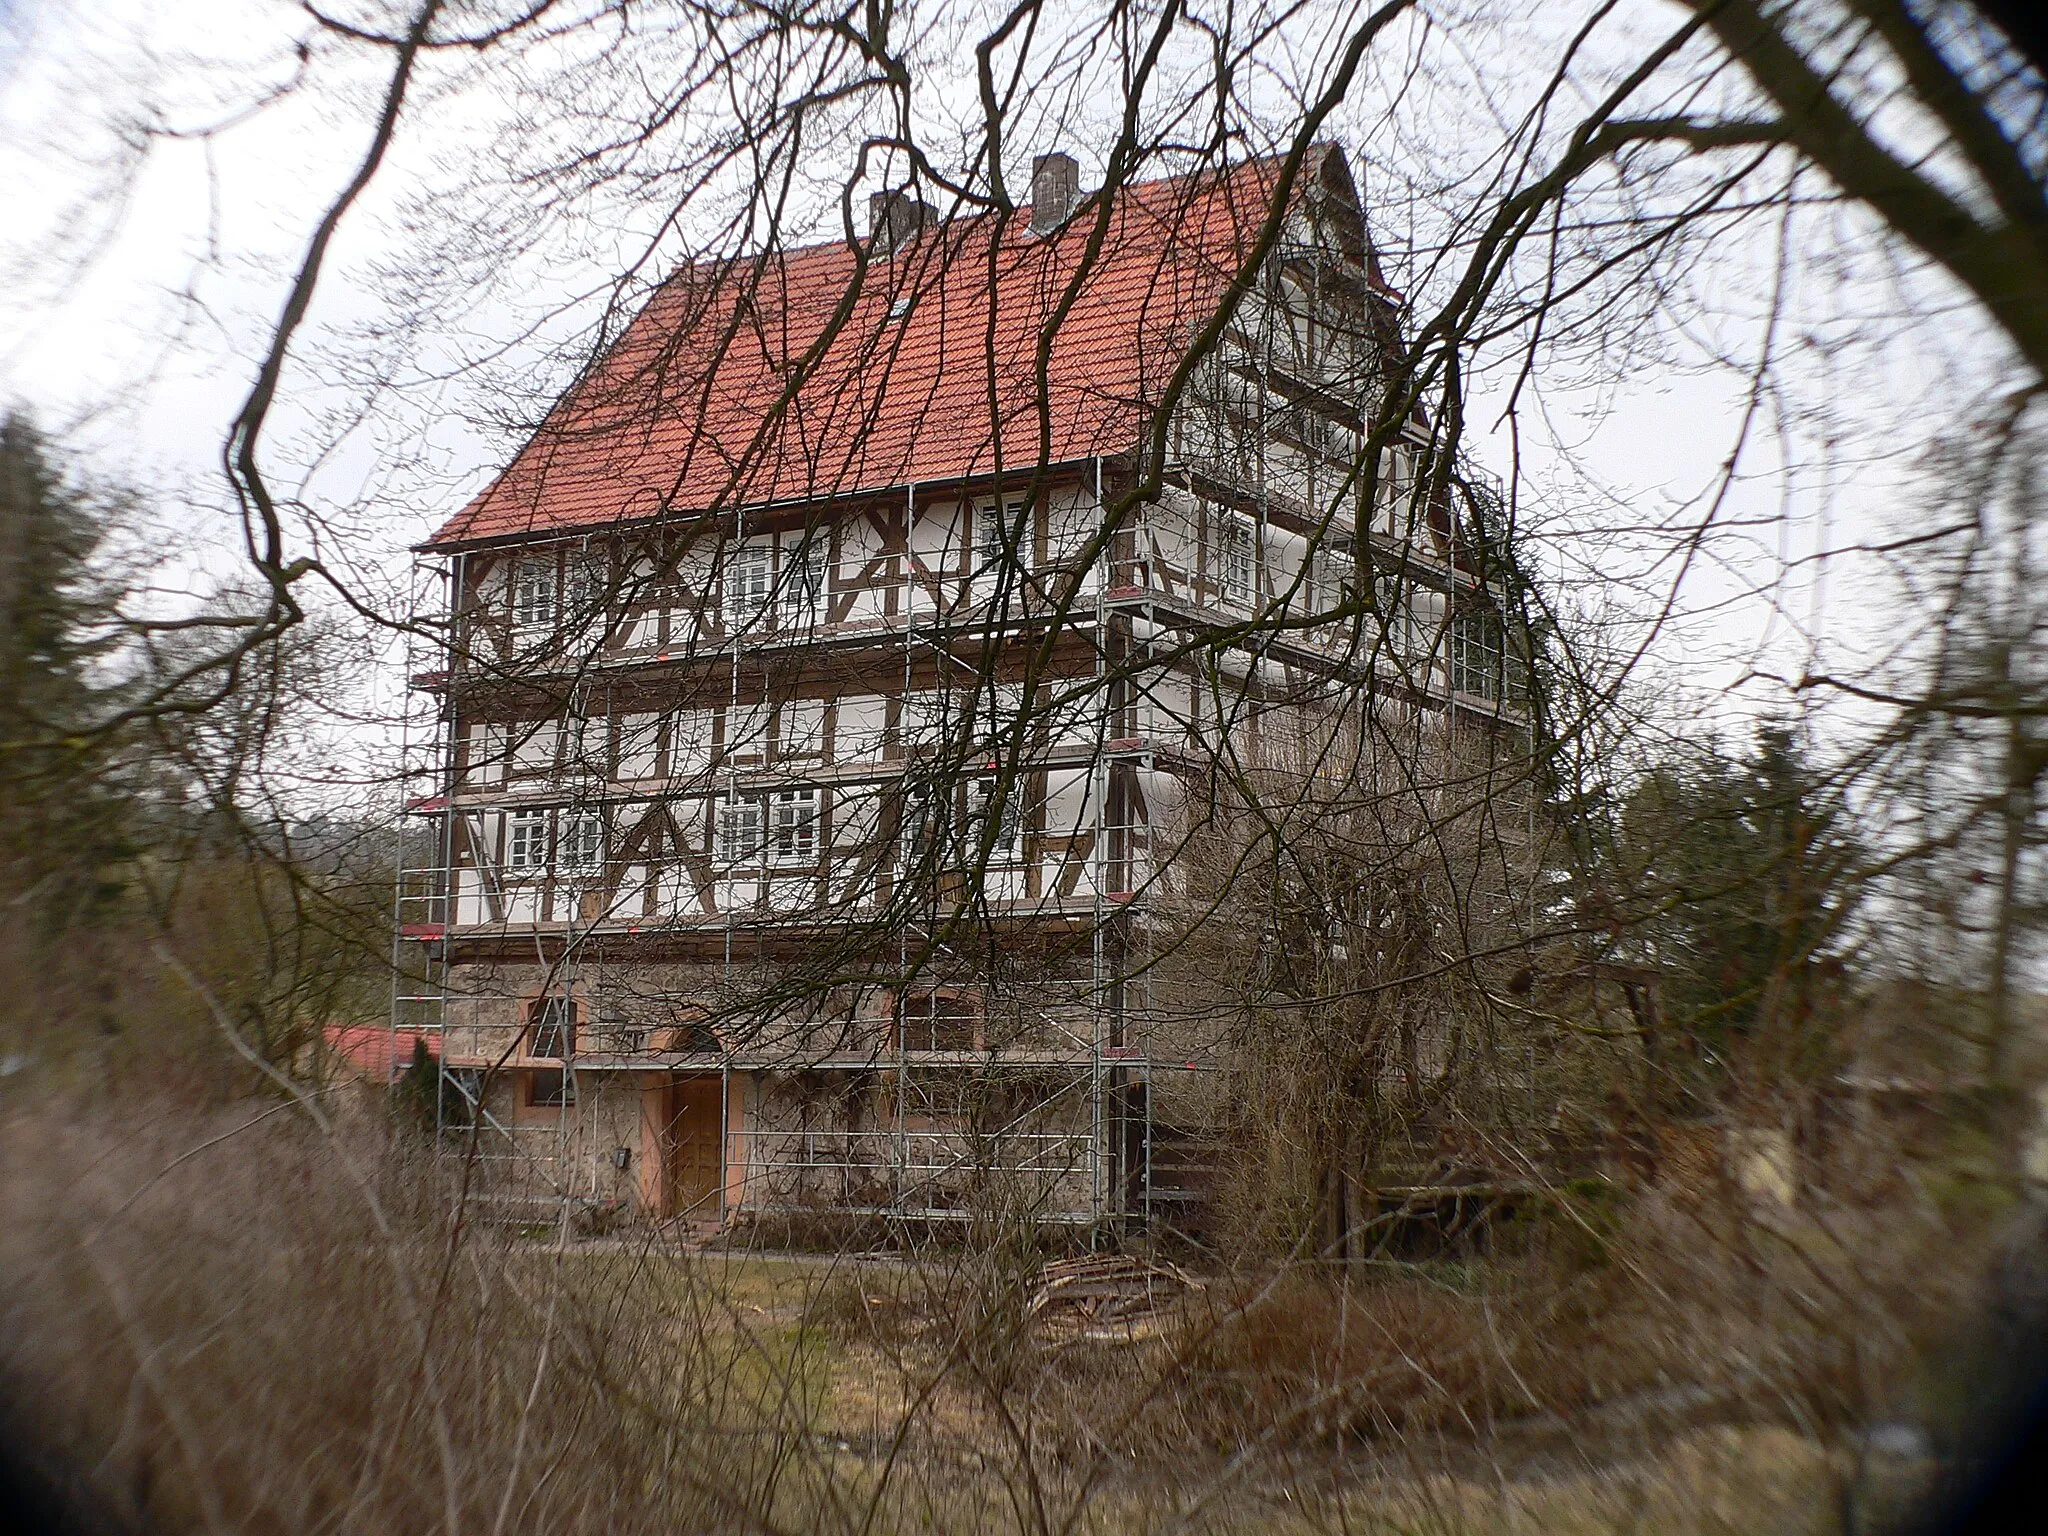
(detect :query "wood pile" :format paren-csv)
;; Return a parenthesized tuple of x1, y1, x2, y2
(1027, 1255, 1202, 1339)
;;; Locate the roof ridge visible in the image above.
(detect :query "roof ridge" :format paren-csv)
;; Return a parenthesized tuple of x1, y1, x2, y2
(649, 154, 1288, 280)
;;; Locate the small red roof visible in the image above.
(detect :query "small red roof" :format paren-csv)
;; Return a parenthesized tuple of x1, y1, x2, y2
(327, 1024, 438, 1083)
(427, 153, 1359, 548)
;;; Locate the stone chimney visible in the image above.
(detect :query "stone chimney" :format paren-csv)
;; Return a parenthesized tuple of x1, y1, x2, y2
(1029, 152, 1081, 234)
(868, 188, 934, 253)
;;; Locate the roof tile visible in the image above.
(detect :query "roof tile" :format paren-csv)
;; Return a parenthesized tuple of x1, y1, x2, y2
(427, 159, 1296, 547)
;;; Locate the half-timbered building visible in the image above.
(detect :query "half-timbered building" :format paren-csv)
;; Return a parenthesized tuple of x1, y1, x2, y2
(397, 144, 1528, 1229)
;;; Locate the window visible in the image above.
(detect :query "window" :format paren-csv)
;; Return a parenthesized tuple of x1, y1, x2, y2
(769, 788, 820, 863)
(562, 559, 606, 634)
(898, 990, 978, 1052)
(529, 995, 577, 1059)
(785, 534, 829, 627)
(965, 776, 1023, 860)
(717, 794, 765, 864)
(724, 539, 772, 629)
(559, 809, 605, 875)
(1317, 548, 1356, 611)
(977, 499, 1028, 576)
(507, 810, 548, 872)
(897, 786, 939, 873)
(512, 562, 557, 632)
(1217, 517, 1256, 605)
(527, 1068, 576, 1107)
(1452, 605, 1520, 703)
(1451, 606, 1500, 699)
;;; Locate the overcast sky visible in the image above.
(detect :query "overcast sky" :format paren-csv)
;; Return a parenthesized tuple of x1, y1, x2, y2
(0, 0, 2010, 789)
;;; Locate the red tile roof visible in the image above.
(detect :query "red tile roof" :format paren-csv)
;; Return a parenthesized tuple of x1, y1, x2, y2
(327, 1024, 438, 1083)
(427, 155, 1344, 548)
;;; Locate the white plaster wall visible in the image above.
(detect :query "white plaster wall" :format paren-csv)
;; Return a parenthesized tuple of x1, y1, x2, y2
(828, 697, 881, 764)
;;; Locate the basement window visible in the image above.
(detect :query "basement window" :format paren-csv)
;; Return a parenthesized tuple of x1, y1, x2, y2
(527, 1068, 576, 1108)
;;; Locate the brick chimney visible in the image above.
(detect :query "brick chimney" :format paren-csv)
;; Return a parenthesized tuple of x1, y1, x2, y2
(1029, 152, 1081, 234)
(868, 188, 934, 253)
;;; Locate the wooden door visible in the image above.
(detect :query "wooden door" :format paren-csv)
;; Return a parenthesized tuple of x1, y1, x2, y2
(667, 1075, 724, 1218)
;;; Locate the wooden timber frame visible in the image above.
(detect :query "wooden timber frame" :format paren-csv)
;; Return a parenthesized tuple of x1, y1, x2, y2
(389, 181, 1537, 1238)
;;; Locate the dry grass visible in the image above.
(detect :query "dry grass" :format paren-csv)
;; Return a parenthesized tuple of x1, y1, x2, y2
(0, 1090, 2011, 1535)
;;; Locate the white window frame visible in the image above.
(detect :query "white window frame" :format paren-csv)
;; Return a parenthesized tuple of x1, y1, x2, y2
(506, 809, 549, 874)
(512, 561, 558, 635)
(558, 808, 606, 876)
(783, 533, 829, 629)
(1218, 516, 1256, 605)
(724, 539, 773, 631)
(977, 497, 1029, 577)
(964, 776, 1023, 862)
(561, 558, 606, 639)
(768, 788, 820, 864)
(529, 995, 577, 1062)
(716, 794, 766, 865)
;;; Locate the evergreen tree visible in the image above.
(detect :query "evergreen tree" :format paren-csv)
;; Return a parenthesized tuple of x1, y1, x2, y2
(1617, 723, 1862, 1102)
(0, 412, 131, 916)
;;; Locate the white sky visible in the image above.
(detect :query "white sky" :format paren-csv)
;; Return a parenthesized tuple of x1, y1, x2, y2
(0, 0, 2015, 802)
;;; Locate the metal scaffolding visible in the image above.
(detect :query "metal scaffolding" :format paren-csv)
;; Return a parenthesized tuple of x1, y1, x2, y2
(387, 228, 1531, 1237)
(391, 475, 1166, 1233)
